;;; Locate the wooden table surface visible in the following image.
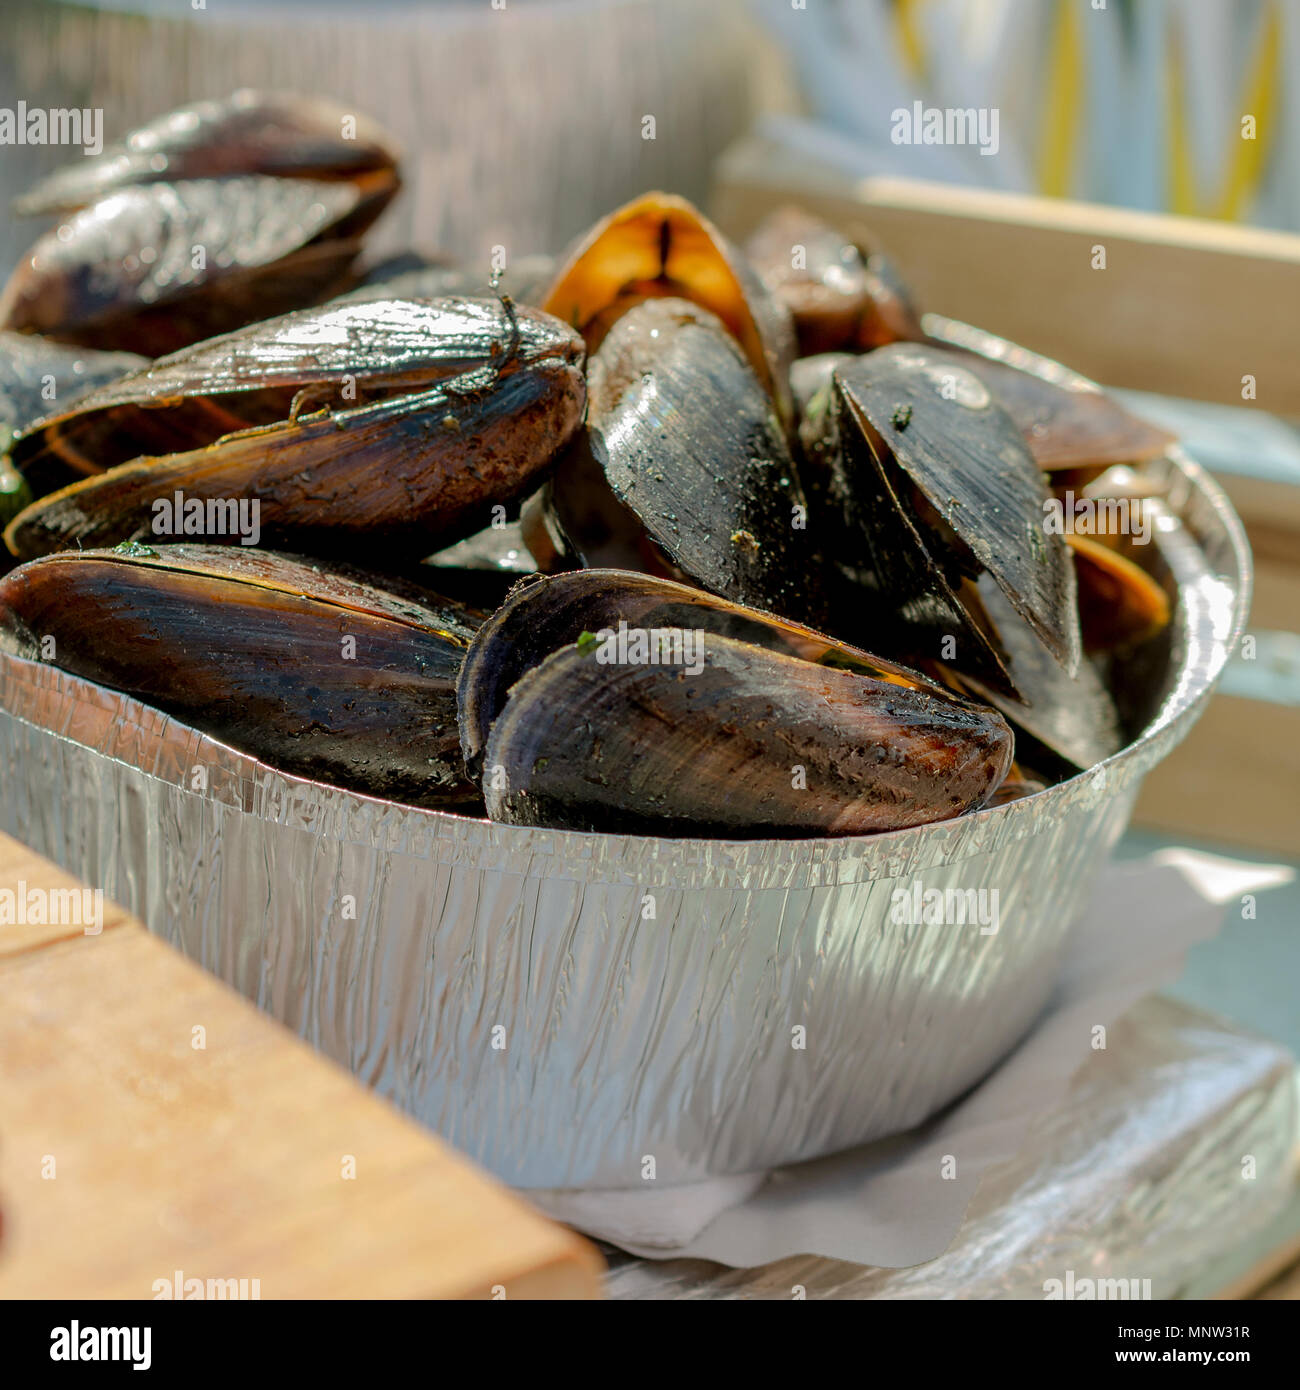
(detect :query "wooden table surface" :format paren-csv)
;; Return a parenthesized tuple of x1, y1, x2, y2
(0, 832, 602, 1299)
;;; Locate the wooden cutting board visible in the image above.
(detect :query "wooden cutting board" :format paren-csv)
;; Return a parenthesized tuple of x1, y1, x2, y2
(0, 833, 602, 1299)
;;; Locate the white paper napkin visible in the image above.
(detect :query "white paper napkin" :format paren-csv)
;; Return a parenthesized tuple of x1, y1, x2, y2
(529, 850, 1294, 1267)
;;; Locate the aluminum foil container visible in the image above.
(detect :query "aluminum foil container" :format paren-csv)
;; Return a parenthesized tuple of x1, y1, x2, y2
(0, 448, 1249, 1188)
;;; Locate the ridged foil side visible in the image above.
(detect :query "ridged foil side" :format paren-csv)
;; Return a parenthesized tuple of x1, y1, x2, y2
(0, 450, 1250, 1187)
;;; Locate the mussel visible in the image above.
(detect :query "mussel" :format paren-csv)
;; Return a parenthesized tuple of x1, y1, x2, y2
(5, 296, 587, 561)
(0, 154, 1192, 833)
(921, 319, 1175, 473)
(546, 297, 823, 625)
(0, 332, 147, 437)
(540, 191, 796, 427)
(11, 90, 400, 217)
(813, 343, 1081, 694)
(944, 575, 1123, 773)
(745, 205, 924, 356)
(0, 171, 396, 356)
(0, 543, 481, 805)
(459, 569, 1013, 836)
(1067, 529, 1171, 653)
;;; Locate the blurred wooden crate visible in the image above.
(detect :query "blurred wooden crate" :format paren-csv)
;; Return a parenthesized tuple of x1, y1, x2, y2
(713, 133, 1300, 414)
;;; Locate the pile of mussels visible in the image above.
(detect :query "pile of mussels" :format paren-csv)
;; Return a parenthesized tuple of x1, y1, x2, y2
(0, 92, 1176, 838)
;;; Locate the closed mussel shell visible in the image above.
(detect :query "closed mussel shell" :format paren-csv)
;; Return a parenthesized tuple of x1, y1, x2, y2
(5, 301, 588, 562)
(0, 171, 396, 355)
(12, 89, 400, 217)
(581, 297, 824, 626)
(745, 206, 924, 356)
(10, 295, 583, 482)
(480, 626, 1013, 838)
(0, 543, 480, 806)
(457, 567, 960, 781)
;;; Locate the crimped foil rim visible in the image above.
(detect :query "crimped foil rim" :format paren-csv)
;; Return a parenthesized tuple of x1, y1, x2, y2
(0, 446, 1248, 892)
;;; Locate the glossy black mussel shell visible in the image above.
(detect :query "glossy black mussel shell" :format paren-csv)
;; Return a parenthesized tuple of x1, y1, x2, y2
(917, 322, 1175, 473)
(561, 296, 825, 627)
(5, 298, 587, 562)
(821, 343, 1082, 694)
(943, 575, 1122, 773)
(11, 90, 400, 217)
(0, 171, 398, 356)
(9, 295, 582, 481)
(457, 568, 1014, 837)
(0, 543, 481, 806)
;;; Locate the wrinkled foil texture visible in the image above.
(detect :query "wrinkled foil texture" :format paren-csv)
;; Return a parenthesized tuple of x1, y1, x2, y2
(0, 451, 1250, 1187)
(601, 997, 1300, 1297)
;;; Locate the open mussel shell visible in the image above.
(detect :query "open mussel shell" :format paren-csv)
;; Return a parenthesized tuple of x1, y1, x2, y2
(9, 295, 582, 485)
(0, 543, 481, 806)
(0, 171, 397, 355)
(579, 296, 824, 626)
(827, 343, 1081, 687)
(947, 575, 1122, 773)
(538, 430, 685, 578)
(540, 190, 796, 426)
(923, 316, 1175, 472)
(1068, 532, 1171, 652)
(12, 90, 400, 218)
(745, 206, 924, 356)
(463, 572, 1012, 837)
(789, 351, 851, 515)
(457, 567, 959, 781)
(5, 327, 587, 561)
